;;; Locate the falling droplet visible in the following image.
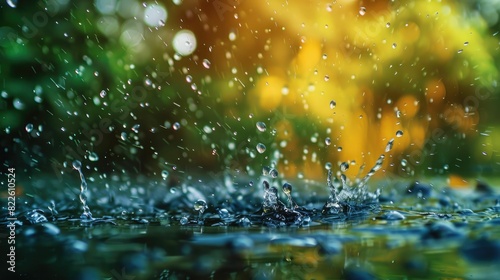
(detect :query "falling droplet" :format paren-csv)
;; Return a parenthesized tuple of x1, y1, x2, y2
(262, 166, 271, 176)
(401, 159, 408, 167)
(72, 160, 82, 170)
(256, 143, 266, 153)
(325, 162, 332, 170)
(329, 100, 336, 109)
(161, 170, 169, 179)
(88, 152, 99, 162)
(202, 59, 211, 69)
(7, 0, 17, 8)
(173, 122, 181, 130)
(256, 121, 267, 132)
(120, 132, 127, 141)
(396, 130, 403, 137)
(392, 43, 397, 49)
(385, 138, 394, 152)
(386, 22, 391, 28)
(99, 90, 106, 98)
(194, 199, 207, 212)
(325, 137, 332, 146)
(269, 169, 279, 178)
(359, 7, 366, 16)
(340, 162, 349, 172)
(282, 182, 292, 195)
(25, 123, 34, 133)
(337, 146, 342, 152)
(131, 124, 140, 133)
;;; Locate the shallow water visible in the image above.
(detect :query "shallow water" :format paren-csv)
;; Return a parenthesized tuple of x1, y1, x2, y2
(2, 175, 500, 279)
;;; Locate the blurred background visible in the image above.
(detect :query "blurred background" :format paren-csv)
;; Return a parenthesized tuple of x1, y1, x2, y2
(1, 0, 500, 188)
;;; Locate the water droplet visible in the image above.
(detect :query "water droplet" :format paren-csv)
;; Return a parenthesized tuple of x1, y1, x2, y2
(385, 138, 394, 152)
(88, 152, 99, 162)
(396, 130, 403, 137)
(228, 31, 237, 41)
(132, 124, 140, 133)
(359, 7, 366, 16)
(392, 43, 397, 49)
(99, 90, 106, 98)
(202, 59, 211, 69)
(457, 49, 463, 54)
(7, 0, 17, 8)
(325, 137, 332, 146)
(282, 182, 292, 195)
(324, 75, 330, 81)
(329, 100, 336, 109)
(161, 170, 169, 180)
(180, 216, 188, 225)
(256, 143, 266, 153)
(72, 160, 82, 170)
(401, 159, 408, 167)
(172, 122, 181, 130)
(256, 121, 267, 132)
(25, 123, 34, 133)
(262, 166, 271, 176)
(269, 169, 279, 178)
(386, 22, 391, 28)
(120, 132, 127, 141)
(464, 41, 469, 46)
(325, 162, 332, 170)
(194, 199, 207, 213)
(218, 208, 230, 219)
(13, 98, 25, 110)
(337, 146, 342, 152)
(340, 162, 349, 172)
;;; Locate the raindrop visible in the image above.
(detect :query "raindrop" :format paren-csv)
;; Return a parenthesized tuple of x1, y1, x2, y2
(72, 160, 82, 170)
(172, 29, 197, 56)
(392, 43, 397, 49)
(172, 122, 181, 130)
(131, 124, 140, 133)
(396, 130, 403, 137)
(256, 143, 266, 153)
(269, 169, 279, 178)
(161, 170, 169, 180)
(329, 100, 336, 109)
(194, 200, 207, 211)
(340, 162, 349, 172)
(228, 31, 237, 41)
(337, 147, 342, 152)
(99, 90, 106, 98)
(262, 166, 271, 176)
(256, 121, 267, 132)
(13, 98, 25, 110)
(325, 137, 332, 146)
(88, 152, 99, 162)
(202, 59, 211, 69)
(386, 22, 391, 28)
(385, 138, 394, 152)
(7, 0, 17, 8)
(359, 7, 366, 16)
(25, 123, 34, 133)
(325, 162, 332, 170)
(324, 75, 330, 81)
(218, 208, 230, 219)
(401, 159, 408, 167)
(120, 132, 127, 141)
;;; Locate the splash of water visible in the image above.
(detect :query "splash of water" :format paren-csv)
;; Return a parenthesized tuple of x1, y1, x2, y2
(72, 160, 93, 220)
